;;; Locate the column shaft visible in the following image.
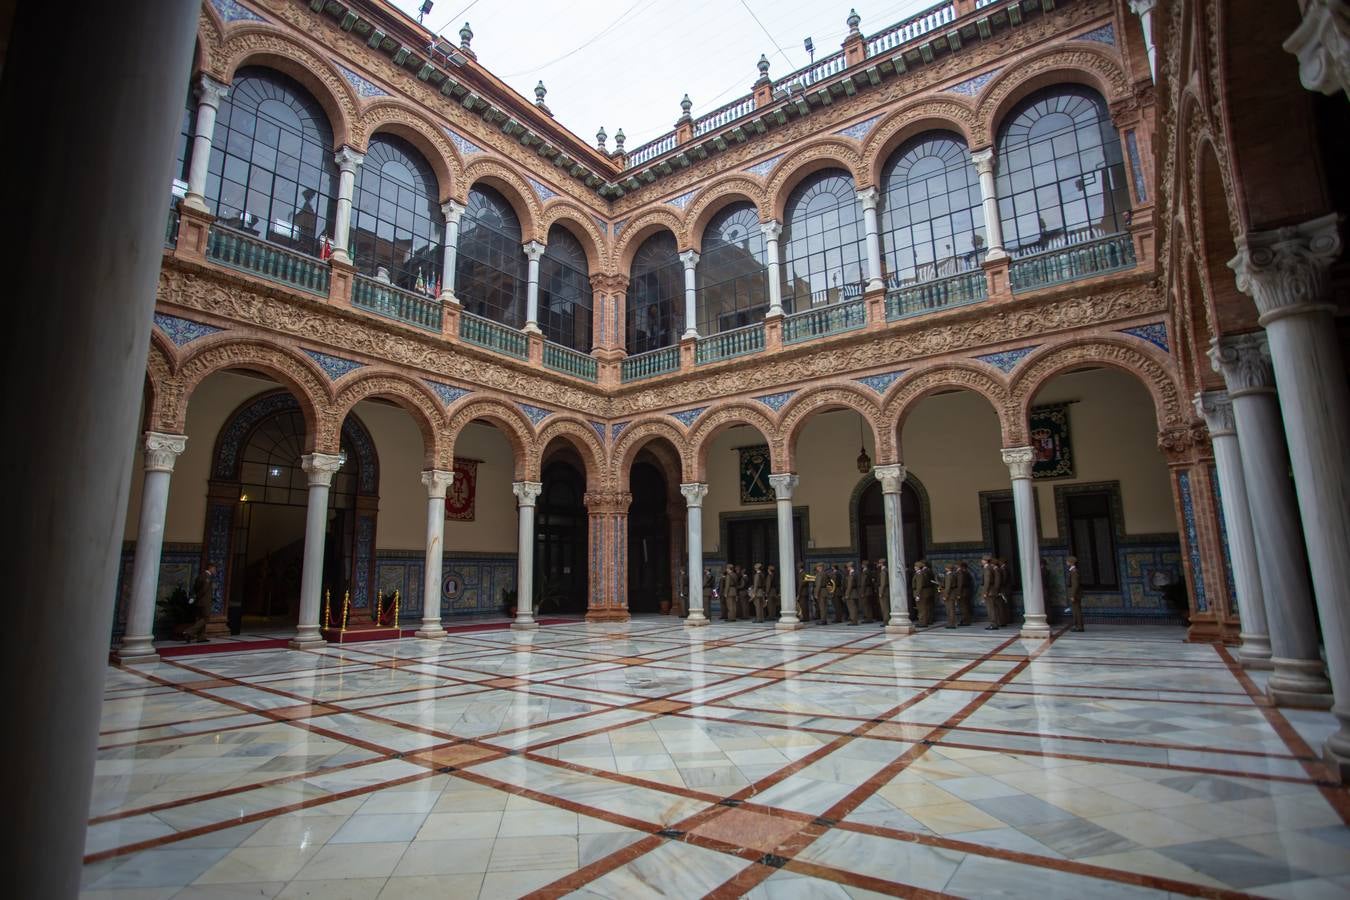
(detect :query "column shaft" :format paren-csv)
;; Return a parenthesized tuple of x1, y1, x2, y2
(440, 200, 464, 303)
(331, 147, 363, 264)
(971, 149, 1006, 259)
(874, 465, 914, 633)
(417, 470, 453, 638)
(118, 433, 189, 660)
(513, 482, 542, 630)
(1003, 448, 1049, 638)
(769, 474, 801, 630)
(681, 483, 710, 626)
(680, 250, 699, 338)
(762, 221, 784, 316)
(292, 453, 343, 648)
(524, 240, 545, 332)
(183, 77, 228, 213)
(858, 187, 884, 292)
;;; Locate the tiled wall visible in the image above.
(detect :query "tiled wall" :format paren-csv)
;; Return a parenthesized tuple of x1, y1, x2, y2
(374, 550, 518, 622)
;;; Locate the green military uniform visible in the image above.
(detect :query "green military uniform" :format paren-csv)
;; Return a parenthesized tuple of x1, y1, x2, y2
(876, 561, 890, 626)
(860, 561, 878, 623)
(828, 565, 845, 623)
(813, 564, 830, 623)
(957, 562, 973, 626)
(721, 566, 738, 621)
(737, 567, 751, 621)
(796, 565, 810, 621)
(703, 569, 715, 618)
(1067, 556, 1084, 631)
(942, 564, 958, 628)
(913, 561, 937, 627)
(751, 563, 767, 622)
(767, 565, 780, 620)
(841, 564, 861, 625)
(981, 559, 998, 629)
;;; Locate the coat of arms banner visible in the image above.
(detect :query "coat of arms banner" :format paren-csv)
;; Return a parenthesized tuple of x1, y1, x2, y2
(446, 459, 479, 521)
(737, 444, 774, 503)
(1030, 403, 1074, 479)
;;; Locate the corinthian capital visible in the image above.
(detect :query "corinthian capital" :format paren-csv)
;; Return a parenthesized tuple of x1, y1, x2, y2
(301, 452, 344, 486)
(872, 463, 907, 493)
(1193, 391, 1236, 438)
(1283, 0, 1350, 98)
(194, 75, 229, 109)
(512, 481, 543, 507)
(1228, 213, 1342, 320)
(1209, 334, 1275, 395)
(1001, 446, 1034, 480)
(679, 482, 709, 507)
(143, 432, 188, 473)
(768, 473, 798, 500)
(421, 469, 454, 499)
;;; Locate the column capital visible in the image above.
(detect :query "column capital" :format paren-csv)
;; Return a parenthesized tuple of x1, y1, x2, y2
(1229, 213, 1342, 322)
(760, 220, 782, 240)
(1001, 446, 1034, 480)
(584, 490, 632, 513)
(679, 482, 709, 507)
(1194, 390, 1236, 438)
(872, 463, 907, 493)
(334, 146, 365, 173)
(301, 452, 344, 486)
(193, 74, 229, 109)
(679, 249, 700, 269)
(421, 469, 454, 499)
(513, 480, 543, 507)
(970, 147, 996, 175)
(856, 186, 880, 209)
(768, 472, 799, 500)
(1209, 333, 1275, 395)
(1283, 0, 1350, 98)
(143, 431, 188, 473)
(1127, 0, 1157, 15)
(441, 198, 465, 225)
(523, 240, 546, 261)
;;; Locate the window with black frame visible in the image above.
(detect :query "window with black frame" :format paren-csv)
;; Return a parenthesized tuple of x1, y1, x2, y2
(627, 231, 683, 353)
(202, 67, 338, 256)
(780, 170, 868, 313)
(995, 85, 1131, 255)
(538, 225, 593, 351)
(696, 203, 768, 335)
(456, 185, 528, 327)
(349, 134, 442, 294)
(880, 132, 987, 287)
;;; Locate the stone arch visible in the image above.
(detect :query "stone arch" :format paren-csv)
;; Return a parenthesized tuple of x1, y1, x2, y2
(460, 156, 542, 242)
(975, 45, 1131, 147)
(882, 364, 1014, 449)
(863, 97, 979, 179)
(170, 337, 331, 443)
(611, 417, 691, 491)
(766, 139, 868, 220)
(1008, 339, 1186, 440)
(353, 99, 465, 202)
(684, 175, 769, 248)
(777, 385, 890, 469)
(145, 334, 176, 434)
(213, 25, 359, 148)
(614, 207, 687, 270)
(444, 397, 534, 481)
(531, 415, 608, 490)
(330, 369, 448, 470)
(195, 8, 225, 75)
(687, 402, 782, 483)
(539, 201, 609, 271)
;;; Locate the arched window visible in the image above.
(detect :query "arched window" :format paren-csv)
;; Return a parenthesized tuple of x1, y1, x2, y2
(456, 185, 527, 327)
(204, 67, 338, 257)
(350, 134, 442, 293)
(627, 232, 683, 353)
(697, 203, 768, 334)
(880, 133, 986, 285)
(538, 225, 593, 351)
(781, 169, 867, 312)
(995, 85, 1131, 254)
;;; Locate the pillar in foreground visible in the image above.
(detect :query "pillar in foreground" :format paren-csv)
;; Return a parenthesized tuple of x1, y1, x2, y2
(116, 432, 189, 662)
(292, 452, 343, 648)
(1002, 448, 1050, 639)
(416, 469, 454, 638)
(769, 473, 803, 631)
(512, 481, 542, 630)
(874, 464, 915, 634)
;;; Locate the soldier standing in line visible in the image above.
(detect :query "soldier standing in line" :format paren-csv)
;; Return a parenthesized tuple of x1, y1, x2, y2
(957, 561, 974, 626)
(913, 560, 937, 627)
(942, 562, 959, 628)
(812, 563, 829, 623)
(1067, 555, 1084, 631)
(841, 561, 861, 625)
(767, 565, 781, 620)
(796, 563, 810, 621)
(750, 562, 767, 623)
(703, 567, 715, 619)
(860, 560, 877, 623)
(980, 557, 997, 629)
(738, 564, 751, 621)
(721, 565, 738, 622)
(827, 562, 844, 623)
(875, 558, 889, 625)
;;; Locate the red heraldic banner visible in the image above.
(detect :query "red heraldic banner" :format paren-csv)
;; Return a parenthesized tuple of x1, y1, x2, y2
(446, 459, 479, 521)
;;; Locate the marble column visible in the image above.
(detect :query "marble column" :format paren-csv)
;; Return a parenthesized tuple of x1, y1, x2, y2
(769, 473, 803, 631)
(1002, 448, 1049, 639)
(874, 464, 915, 634)
(416, 469, 454, 638)
(1194, 391, 1272, 668)
(680, 249, 700, 339)
(858, 187, 885, 292)
(762, 220, 784, 316)
(1210, 334, 1332, 707)
(681, 483, 710, 626)
(523, 240, 545, 333)
(182, 76, 228, 213)
(970, 149, 1007, 259)
(1230, 214, 1350, 771)
(1128, 0, 1159, 83)
(512, 481, 542, 630)
(440, 200, 464, 304)
(116, 433, 188, 662)
(1283, 0, 1350, 98)
(330, 147, 364, 265)
(291, 452, 343, 649)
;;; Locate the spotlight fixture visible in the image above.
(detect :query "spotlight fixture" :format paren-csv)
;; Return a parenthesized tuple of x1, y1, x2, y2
(418, 0, 433, 24)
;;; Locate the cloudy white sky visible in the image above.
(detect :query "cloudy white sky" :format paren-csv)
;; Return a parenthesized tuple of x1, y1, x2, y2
(390, 0, 935, 150)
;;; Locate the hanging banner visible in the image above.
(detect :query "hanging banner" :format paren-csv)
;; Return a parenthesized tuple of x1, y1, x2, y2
(446, 458, 479, 521)
(737, 444, 774, 504)
(1030, 403, 1074, 479)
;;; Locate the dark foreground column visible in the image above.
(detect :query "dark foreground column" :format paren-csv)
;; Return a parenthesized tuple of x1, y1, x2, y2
(0, 4, 197, 897)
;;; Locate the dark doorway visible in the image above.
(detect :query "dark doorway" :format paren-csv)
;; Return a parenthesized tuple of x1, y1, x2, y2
(988, 496, 1022, 589)
(1067, 491, 1118, 590)
(627, 462, 670, 613)
(536, 459, 589, 614)
(857, 479, 923, 566)
(725, 514, 804, 570)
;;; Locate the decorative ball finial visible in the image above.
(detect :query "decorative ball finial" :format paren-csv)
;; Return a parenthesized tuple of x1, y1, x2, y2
(846, 8, 861, 36)
(459, 21, 473, 48)
(614, 128, 625, 151)
(535, 80, 547, 104)
(757, 53, 770, 77)
(680, 93, 693, 114)
(596, 127, 607, 151)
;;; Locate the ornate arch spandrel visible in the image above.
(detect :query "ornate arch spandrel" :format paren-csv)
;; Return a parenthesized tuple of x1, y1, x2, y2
(460, 156, 543, 242)
(353, 100, 465, 202)
(532, 415, 609, 491)
(882, 365, 1014, 450)
(610, 417, 691, 491)
(330, 369, 449, 471)
(683, 175, 769, 248)
(444, 397, 535, 481)
(974, 45, 1132, 147)
(777, 385, 889, 470)
(613, 207, 687, 270)
(145, 335, 177, 434)
(539, 201, 610, 272)
(765, 138, 868, 221)
(862, 97, 979, 180)
(687, 403, 782, 483)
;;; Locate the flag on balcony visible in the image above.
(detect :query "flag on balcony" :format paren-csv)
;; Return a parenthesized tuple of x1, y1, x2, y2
(319, 236, 333, 261)
(427, 274, 439, 297)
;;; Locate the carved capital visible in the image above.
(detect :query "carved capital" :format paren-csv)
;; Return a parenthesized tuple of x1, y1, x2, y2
(679, 482, 709, 507)
(1283, 0, 1350, 98)
(441, 199, 466, 226)
(335, 146, 365, 174)
(1193, 391, 1236, 438)
(760, 220, 783, 241)
(679, 249, 700, 269)
(1229, 214, 1342, 320)
(768, 472, 799, 500)
(584, 490, 632, 514)
(969, 147, 996, 177)
(513, 480, 543, 507)
(301, 452, 345, 487)
(872, 463, 907, 493)
(421, 469, 455, 499)
(143, 432, 188, 473)
(193, 75, 229, 110)
(523, 240, 546, 262)
(856, 186, 880, 210)
(1209, 333, 1275, 395)
(1001, 446, 1035, 480)
(1157, 424, 1210, 462)
(1128, 0, 1157, 14)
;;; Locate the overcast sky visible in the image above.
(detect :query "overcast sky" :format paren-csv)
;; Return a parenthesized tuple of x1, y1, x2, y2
(389, 0, 935, 150)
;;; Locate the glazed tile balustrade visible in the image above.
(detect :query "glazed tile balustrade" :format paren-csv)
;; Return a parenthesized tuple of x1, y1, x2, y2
(783, 298, 867, 344)
(693, 96, 757, 137)
(543, 341, 599, 382)
(621, 346, 680, 383)
(351, 275, 442, 332)
(865, 1, 956, 56)
(459, 310, 528, 360)
(626, 133, 677, 167)
(696, 322, 765, 364)
(205, 225, 330, 296)
(886, 269, 988, 320)
(1009, 233, 1137, 293)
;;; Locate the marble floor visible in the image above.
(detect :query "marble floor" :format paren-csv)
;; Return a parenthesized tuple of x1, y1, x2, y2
(84, 619, 1350, 899)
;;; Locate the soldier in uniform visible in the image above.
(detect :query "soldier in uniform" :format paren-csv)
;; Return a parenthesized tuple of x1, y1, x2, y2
(750, 562, 766, 622)
(828, 562, 844, 623)
(875, 558, 889, 625)
(981, 557, 999, 629)
(738, 564, 751, 621)
(841, 561, 861, 625)
(913, 560, 937, 627)
(796, 563, 810, 621)
(957, 561, 974, 626)
(721, 565, 738, 622)
(812, 563, 829, 623)
(860, 560, 877, 623)
(942, 562, 959, 628)
(1067, 555, 1084, 631)
(767, 564, 780, 620)
(703, 567, 715, 619)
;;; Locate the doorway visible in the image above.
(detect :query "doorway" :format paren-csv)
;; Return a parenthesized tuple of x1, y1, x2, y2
(627, 461, 670, 613)
(857, 478, 923, 565)
(536, 459, 589, 614)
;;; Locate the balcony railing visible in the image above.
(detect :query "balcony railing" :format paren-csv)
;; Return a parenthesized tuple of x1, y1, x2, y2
(459, 311, 527, 359)
(543, 341, 598, 381)
(886, 269, 988, 320)
(693, 96, 757, 136)
(1009, 233, 1137, 293)
(696, 322, 765, 364)
(205, 225, 330, 296)
(773, 50, 849, 93)
(627, 133, 677, 167)
(865, 2, 956, 56)
(783, 299, 867, 344)
(351, 274, 442, 332)
(621, 346, 680, 382)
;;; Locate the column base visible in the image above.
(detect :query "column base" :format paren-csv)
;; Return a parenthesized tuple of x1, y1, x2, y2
(288, 638, 327, 650)
(585, 609, 632, 623)
(523, 322, 542, 335)
(1237, 633, 1274, 669)
(684, 612, 710, 627)
(414, 626, 446, 640)
(510, 620, 539, 632)
(112, 646, 159, 664)
(775, 617, 804, 632)
(1020, 615, 1051, 640)
(866, 277, 884, 293)
(885, 617, 916, 635)
(1267, 657, 1334, 708)
(180, 194, 209, 214)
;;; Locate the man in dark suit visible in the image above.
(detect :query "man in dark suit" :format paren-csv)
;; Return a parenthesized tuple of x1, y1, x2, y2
(1067, 556, 1085, 631)
(184, 563, 216, 643)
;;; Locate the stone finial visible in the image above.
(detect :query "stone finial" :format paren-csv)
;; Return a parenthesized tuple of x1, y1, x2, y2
(459, 21, 473, 49)
(756, 53, 771, 82)
(535, 80, 547, 105)
(614, 128, 625, 152)
(846, 8, 861, 36)
(679, 93, 693, 122)
(596, 127, 607, 151)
